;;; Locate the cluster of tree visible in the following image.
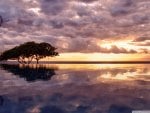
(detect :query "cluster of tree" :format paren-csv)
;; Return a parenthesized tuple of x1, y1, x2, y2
(0, 42, 59, 64)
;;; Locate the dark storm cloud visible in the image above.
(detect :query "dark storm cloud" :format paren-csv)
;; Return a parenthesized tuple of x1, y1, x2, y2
(0, 0, 149, 53)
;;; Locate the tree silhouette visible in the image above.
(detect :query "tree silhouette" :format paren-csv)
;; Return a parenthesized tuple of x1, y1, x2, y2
(0, 42, 59, 64)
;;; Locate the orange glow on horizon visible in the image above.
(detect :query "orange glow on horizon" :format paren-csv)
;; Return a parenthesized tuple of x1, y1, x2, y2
(42, 53, 150, 61)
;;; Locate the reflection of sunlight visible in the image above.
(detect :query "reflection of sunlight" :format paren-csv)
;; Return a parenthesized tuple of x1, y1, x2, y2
(27, 105, 40, 113)
(43, 53, 150, 61)
(99, 72, 136, 80)
(49, 64, 149, 71)
(19, 64, 150, 72)
(56, 74, 69, 81)
(17, 64, 150, 82)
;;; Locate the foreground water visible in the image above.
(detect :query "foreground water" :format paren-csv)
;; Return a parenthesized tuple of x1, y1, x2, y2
(0, 63, 149, 113)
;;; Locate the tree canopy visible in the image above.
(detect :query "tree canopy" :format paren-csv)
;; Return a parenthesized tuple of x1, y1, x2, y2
(0, 42, 58, 64)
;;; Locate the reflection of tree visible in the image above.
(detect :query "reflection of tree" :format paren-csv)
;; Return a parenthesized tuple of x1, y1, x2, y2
(0, 64, 56, 82)
(0, 96, 4, 106)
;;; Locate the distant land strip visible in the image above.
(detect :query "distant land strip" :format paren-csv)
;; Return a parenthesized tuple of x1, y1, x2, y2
(1, 61, 150, 64)
(41, 61, 150, 64)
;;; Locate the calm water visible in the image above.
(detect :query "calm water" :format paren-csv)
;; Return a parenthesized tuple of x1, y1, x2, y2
(0, 63, 149, 113)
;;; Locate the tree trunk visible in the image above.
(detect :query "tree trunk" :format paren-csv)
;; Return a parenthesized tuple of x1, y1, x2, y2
(27, 56, 34, 64)
(18, 56, 26, 64)
(18, 57, 22, 64)
(18, 57, 24, 64)
(35, 55, 40, 64)
(36, 59, 39, 64)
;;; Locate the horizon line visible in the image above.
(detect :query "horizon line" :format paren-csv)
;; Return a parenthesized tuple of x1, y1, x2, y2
(1, 61, 150, 64)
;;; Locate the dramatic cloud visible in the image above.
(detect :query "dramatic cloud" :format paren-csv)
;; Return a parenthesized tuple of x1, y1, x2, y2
(109, 0, 134, 16)
(134, 42, 150, 47)
(0, 0, 149, 54)
(39, 0, 68, 15)
(133, 37, 150, 42)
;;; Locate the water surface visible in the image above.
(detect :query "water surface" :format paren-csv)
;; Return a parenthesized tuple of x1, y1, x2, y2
(0, 63, 149, 113)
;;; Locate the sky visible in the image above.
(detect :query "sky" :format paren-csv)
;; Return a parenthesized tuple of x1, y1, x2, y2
(0, 0, 150, 61)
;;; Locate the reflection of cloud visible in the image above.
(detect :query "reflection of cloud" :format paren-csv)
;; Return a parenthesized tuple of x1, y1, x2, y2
(1, 64, 148, 83)
(0, 81, 149, 113)
(0, 63, 149, 113)
(108, 105, 132, 113)
(40, 105, 65, 113)
(55, 66, 150, 82)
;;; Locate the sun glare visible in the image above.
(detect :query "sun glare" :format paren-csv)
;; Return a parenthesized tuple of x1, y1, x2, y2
(42, 52, 150, 61)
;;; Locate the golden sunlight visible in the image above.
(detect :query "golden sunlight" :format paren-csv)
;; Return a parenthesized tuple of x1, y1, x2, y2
(96, 35, 150, 54)
(42, 53, 150, 61)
